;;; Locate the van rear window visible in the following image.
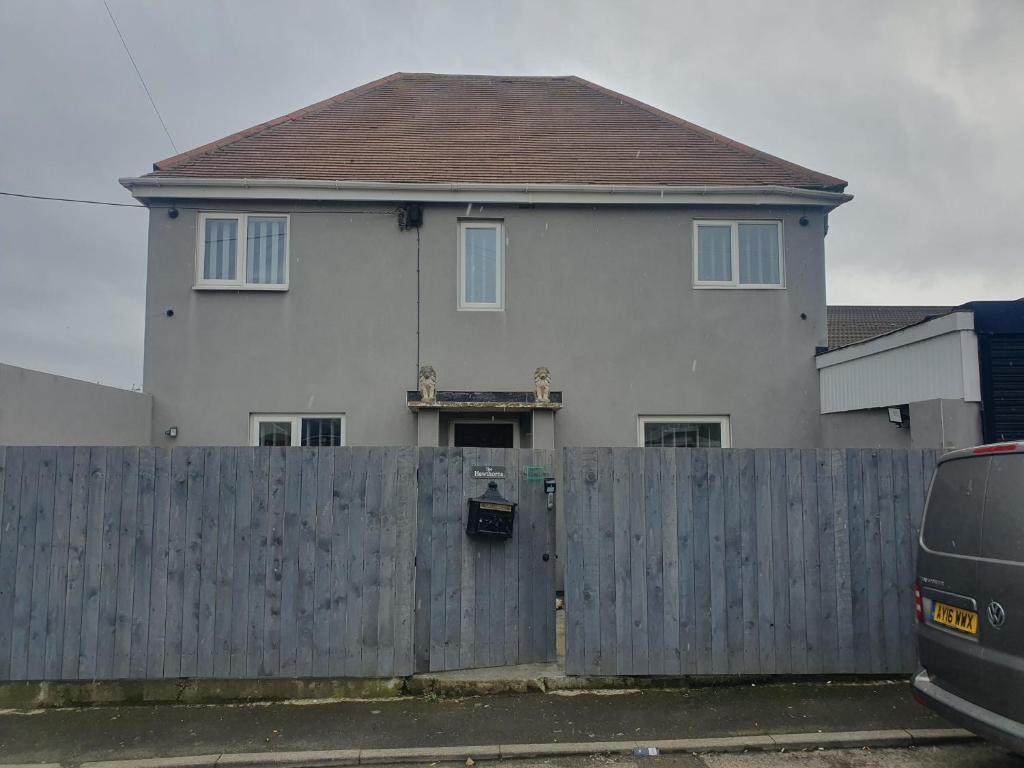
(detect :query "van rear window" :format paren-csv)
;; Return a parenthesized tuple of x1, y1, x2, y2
(981, 454, 1024, 563)
(922, 457, 986, 556)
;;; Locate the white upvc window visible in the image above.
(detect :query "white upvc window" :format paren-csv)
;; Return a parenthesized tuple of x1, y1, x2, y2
(458, 220, 504, 311)
(196, 212, 289, 289)
(638, 415, 732, 448)
(250, 414, 345, 447)
(693, 220, 784, 288)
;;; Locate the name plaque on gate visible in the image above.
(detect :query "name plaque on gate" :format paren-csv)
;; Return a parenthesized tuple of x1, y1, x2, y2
(472, 465, 506, 480)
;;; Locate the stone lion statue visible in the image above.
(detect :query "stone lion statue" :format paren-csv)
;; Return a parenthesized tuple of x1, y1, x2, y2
(418, 365, 437, 403)
(534, 367, 551, 403)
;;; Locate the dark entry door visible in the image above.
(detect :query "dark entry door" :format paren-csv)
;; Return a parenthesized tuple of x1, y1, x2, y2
(414, 447, 557, 671)
(453, 422, 515, 448)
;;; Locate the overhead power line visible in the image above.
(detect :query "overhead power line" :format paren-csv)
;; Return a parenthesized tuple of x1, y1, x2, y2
(0, 191, 144, 208)
(102, 0, 178, 153)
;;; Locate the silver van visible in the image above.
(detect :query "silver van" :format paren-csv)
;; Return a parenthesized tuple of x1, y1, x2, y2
(913, 442, 1024, 753)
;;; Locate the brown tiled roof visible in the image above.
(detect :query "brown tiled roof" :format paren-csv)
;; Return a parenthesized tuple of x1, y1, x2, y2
(827, 306, 953, 350)
(148, 73, 847, 189)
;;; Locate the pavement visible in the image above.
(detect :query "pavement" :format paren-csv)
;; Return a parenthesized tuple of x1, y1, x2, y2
(0, 681, 969, 766)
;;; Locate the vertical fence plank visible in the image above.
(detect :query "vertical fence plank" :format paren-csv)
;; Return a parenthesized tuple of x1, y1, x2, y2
(78, 447, 108, 679)
(440, 448, 460, 671)
(608, 448, 631, 674)
(12, 447, 41, 680)
(877, 449, 902, 672)
(130, 448, 155, 679)
(597, 447, 618, 674)
(60, 447, 90, 679)
(113, 447, 139, 679)
(861, 450, 885, 673)
(180, 447, 205, 678)
(196, 447, 220, 678)
(45, 447, 75, 679)
(427, 449, 447, 672)
(229, 449, 253, 678)
(892, 449, 914, 673)
(413, 448, 433, 674)
(769, 448, 791, 672)
(460, 449, 477, 669)
(146, 448, 171, 679)
(847, 449, 869, 673)
(0, 448, 23, 680)
(754, 450, 775, 673)
(564, 448, 584, 674)
(330, 448, 354, 676)
(738, 449, 759, 675)
(583, 448, 603, 674)
(643, 449, 665, 674)
(94, 446, 124, 680)
(815, 450, 838, 672)
(691, 448, 712, 673)
(28, 447, 57, 680)
(247, 448, 270, 677)
(785, 449, 807, 674)
(375, 448, 399, 675)
(214, 449, 237, 678)
(163, 448, 187, 678)
(295, 447, 318, 677)
(675, 449, 696, 675)
(360, 448, 384, 676)
(707, 449, 728, 673)
(799, 449, 822, 674)
(312, 448, 335, 677)
(831, 450, 854, 673)
(628, 448, 650, 674)
(393, 448, 417, 675)
(264, 447, 287, 676)
(722, 450, 743, 674)
(279, 448, 301, 677)
(344, 447, 369, 676)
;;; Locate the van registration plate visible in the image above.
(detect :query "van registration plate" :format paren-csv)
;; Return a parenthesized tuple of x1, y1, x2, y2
(932, 602, 978, 635)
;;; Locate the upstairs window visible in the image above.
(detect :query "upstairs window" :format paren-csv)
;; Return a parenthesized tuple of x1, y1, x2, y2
(694, 220, 783, 288)
(458, 221, 504, 310)
(197, 213, 289, 289)
(250, 414, 345, 447)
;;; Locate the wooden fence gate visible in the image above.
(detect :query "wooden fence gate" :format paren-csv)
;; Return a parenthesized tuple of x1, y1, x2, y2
(0, 446, 556, 682)
(414, 448, 557, 672)
(562, 447, 940, 677)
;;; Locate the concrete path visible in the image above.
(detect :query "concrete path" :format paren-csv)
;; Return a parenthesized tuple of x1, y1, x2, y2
(0, 682, 953, 766)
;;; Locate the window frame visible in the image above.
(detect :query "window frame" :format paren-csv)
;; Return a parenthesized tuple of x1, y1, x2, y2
(692, 219, 785, 289)
(195, 212, 290, 290)
(637, 415, 732, 448)
(249, 413, 346, 447)
(457, 220, 505, 311)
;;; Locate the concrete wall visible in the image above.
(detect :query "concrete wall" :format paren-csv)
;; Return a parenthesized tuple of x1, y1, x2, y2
(820, 408, 911, 449)
(144, 202, 829, 448)
(910, 398, 983, 451)
(820, 398, 983, 451)
(0, 363, 151, 445)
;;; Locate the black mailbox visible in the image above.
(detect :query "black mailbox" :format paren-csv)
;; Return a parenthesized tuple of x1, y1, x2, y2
(466, 481, 516, 540)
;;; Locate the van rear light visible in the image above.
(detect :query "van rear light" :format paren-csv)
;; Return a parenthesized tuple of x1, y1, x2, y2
(972, 443, 1020, 454)
(914, 581, 924, 623)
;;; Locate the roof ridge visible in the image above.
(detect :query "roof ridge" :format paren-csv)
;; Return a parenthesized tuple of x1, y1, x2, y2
(151, 72, 405, 172)
(567, 76, 847, 191)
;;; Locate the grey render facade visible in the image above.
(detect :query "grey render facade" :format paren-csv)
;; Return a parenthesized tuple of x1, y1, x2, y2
(123, 73, 851, 450)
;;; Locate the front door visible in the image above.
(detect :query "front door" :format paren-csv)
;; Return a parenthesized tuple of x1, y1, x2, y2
(451, 419, 518, 448)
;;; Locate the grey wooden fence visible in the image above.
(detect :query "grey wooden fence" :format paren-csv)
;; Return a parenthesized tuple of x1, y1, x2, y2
(0, 446, 418, 681)
(563, 448, 940, 676)
(413, 448, 557, 673)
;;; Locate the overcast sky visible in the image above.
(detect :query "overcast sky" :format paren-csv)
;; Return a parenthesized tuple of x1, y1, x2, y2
(2, 0, 1022, 389)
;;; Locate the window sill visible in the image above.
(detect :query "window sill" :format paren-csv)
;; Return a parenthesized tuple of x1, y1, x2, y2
(193, 284, 289, 292)
(457, 305, 505, 312)
(692, 284, 786, 290)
